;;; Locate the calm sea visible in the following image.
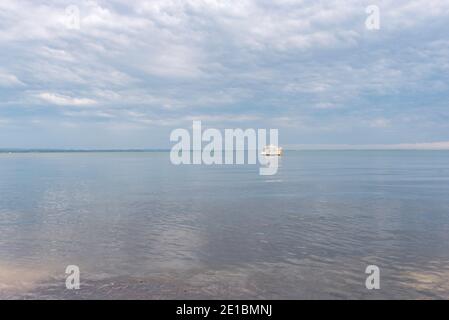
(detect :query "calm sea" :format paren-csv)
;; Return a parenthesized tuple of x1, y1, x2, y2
(1, 151, 449, 299)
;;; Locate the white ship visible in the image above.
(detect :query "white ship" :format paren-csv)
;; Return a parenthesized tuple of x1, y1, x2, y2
(261, 145, 283, 156)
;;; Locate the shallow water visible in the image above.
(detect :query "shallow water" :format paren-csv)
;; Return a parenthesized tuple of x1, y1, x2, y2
(1, 151, 449, 299)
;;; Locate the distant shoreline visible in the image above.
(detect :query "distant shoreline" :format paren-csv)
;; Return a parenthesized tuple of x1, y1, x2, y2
(0, 149, 170, 153)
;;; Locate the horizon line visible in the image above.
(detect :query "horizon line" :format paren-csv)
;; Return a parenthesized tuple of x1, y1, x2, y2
(3, 141, 449, 152)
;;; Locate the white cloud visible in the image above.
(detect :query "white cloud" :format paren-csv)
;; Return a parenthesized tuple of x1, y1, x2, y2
(0, 118, 11, 126)
(39, 47, 75, 62)
(63, 110, 116, 119)
(314, 102, 338, 109)
(0, 72, 24, 87)
(38, 92, 96, 106)
(369, 118, 391, 128)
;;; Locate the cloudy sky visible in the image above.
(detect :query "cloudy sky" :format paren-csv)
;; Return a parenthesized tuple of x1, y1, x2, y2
(0, 0, 448, 149)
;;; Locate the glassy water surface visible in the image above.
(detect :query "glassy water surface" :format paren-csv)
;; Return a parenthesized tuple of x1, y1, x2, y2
(1, 151, 449, 299)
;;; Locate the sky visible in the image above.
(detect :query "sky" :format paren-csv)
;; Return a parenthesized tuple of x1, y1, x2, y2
(0, 0, 448, 149)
